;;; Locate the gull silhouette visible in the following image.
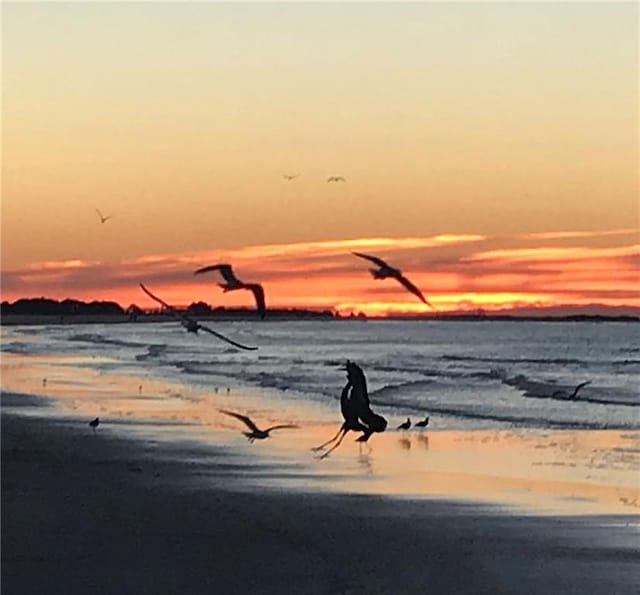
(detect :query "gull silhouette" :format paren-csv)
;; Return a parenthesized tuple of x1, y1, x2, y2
(551, 381, 592, 400)
(194, 264, 266, 319)
(314, 361, 387, 458)
(95, 209, 112, 224)
(139, 283, 258, 351)
(415, 416, 430, 429)
(352, 252, 435, 309)
(89, 417, 100, 432)
(397, 417, 411, 431)
(327, 176, 346, 183)
(219, 409, 298, 443)
(283, 174, 299, 181)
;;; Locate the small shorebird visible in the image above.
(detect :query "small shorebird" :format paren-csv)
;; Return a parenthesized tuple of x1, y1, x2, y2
(139, 284, 258, 351)
(397, 418, 411, 431)
(219, 409, 298, 443)
(551, 381, 592, 400)
(352, 252, 435, 309)
(327, 176, 346, 183)
(415, 416, 430, 429)
(194, 264, 266, 319)
(283, 174, 299, 181)
(95, 208, 112, 224)
(89, 417, 100, 432)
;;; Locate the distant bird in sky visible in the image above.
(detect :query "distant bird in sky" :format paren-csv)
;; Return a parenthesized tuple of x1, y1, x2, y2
(415, 416, 430, 429)
(95, 208, 112, 224)
(194, 264, 266, 319)
(283, 174, 299, 181)
(327, 176, 346, 183)
(219, 409, 298, 443)
(139, 283, 258, 351)
(89, 417, 100, 432)
(551, 381, 592, 400)
(352, 252, 436, 309)
(397, 418, 411, 431)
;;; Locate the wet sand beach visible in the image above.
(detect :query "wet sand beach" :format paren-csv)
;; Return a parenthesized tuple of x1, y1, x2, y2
(3, 398, 639, 595)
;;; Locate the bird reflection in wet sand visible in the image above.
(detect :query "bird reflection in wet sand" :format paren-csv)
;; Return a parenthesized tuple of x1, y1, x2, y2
(219, 409, 298, 443)
(194, 264, 266, 319)
(352, 252, 436, 309)
(313, 361, 387, 459)
(139, 284, 258, 351)
(417, 433, 430, 450)
(398, 436, 411, 451)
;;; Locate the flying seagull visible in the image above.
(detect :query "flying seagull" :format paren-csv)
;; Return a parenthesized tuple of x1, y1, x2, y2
(551, 381, 591, 400)
(327, 176, 346, 183)
(139, 283, 258, 351)
(95, 209, 112, 224)
(283, 174, 299, 181)
(352, 252, 436, 309)
(194, 264, 266, 319)
(89, 417, 100, 432)
(219, 409, 298, 443)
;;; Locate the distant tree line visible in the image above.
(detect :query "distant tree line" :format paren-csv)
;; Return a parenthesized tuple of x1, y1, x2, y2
(1, 298, 125, 316)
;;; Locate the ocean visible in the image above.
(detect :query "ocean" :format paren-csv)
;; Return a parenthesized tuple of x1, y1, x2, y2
(2, 319, 638, 431)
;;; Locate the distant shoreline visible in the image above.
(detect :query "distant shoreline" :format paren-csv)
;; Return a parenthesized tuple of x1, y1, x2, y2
(1, 313, 638, 325)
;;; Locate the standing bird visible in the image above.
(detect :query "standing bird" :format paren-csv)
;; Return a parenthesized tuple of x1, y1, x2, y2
(95, 209, 112, 224)
(352, 252, 435, 309)
(139, 284, 258, 351)
(219, 409, 298, 443)
(327, 176, 346, 183)
(397, 418, 411, 431)
(415, 416, 430, 429)
(283, 174, 299, 181)
(551, 381, 592, 400)
(314, 361, 387, 458)
(194, 264, 266, 319)
(89, 417, 100, 432)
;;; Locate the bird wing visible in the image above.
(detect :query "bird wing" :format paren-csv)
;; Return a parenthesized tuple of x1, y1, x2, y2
(572, 381, 592, 397)
(219, 409, 260, 432)
(196, 323, 258, 351)
(395, 274, 434, 308)
(245, 284, 266, 319)
(264, 424, 299, 433)
(140, 284, 257, 350)
(194, 264, 240, 284)
(352, 252, 389, 269)
(139, 283, 189, 322)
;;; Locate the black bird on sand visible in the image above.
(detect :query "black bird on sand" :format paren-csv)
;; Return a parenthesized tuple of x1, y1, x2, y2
(352, 252, 435, 309)
(397, 418, 411, 431)
(219, 409, 298, 443)
(194, 264, 266, 319)
(139, 283, 257, 351)
(89, 417, 100, 431)
(414, 416, 430, 429)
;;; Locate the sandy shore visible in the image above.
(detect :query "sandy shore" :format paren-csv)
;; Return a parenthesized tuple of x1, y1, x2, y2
(3, 403, 639, 595)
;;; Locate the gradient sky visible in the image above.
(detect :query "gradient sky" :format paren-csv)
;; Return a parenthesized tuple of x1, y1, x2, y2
(2, 2, 638, 314)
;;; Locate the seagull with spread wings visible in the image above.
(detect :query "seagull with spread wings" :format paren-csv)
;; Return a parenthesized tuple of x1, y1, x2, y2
(283, 174, 299, 181)
(95, 209, 112, 224)
(139, 284, 258, 351)
(352, 252, 436, 309)
(219, 409, 298, 443)
(194, 264, 266, 319)
(327, 176, 346, 183)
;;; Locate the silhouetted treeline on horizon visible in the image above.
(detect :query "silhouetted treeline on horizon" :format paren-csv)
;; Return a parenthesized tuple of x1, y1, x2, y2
(1, 297, 638, 323)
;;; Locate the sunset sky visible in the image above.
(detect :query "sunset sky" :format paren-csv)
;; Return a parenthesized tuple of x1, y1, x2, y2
(2, 2, 638, 315)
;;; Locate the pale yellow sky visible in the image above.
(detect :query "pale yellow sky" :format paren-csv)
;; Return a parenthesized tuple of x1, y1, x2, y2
(2, 2, 638, 272)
